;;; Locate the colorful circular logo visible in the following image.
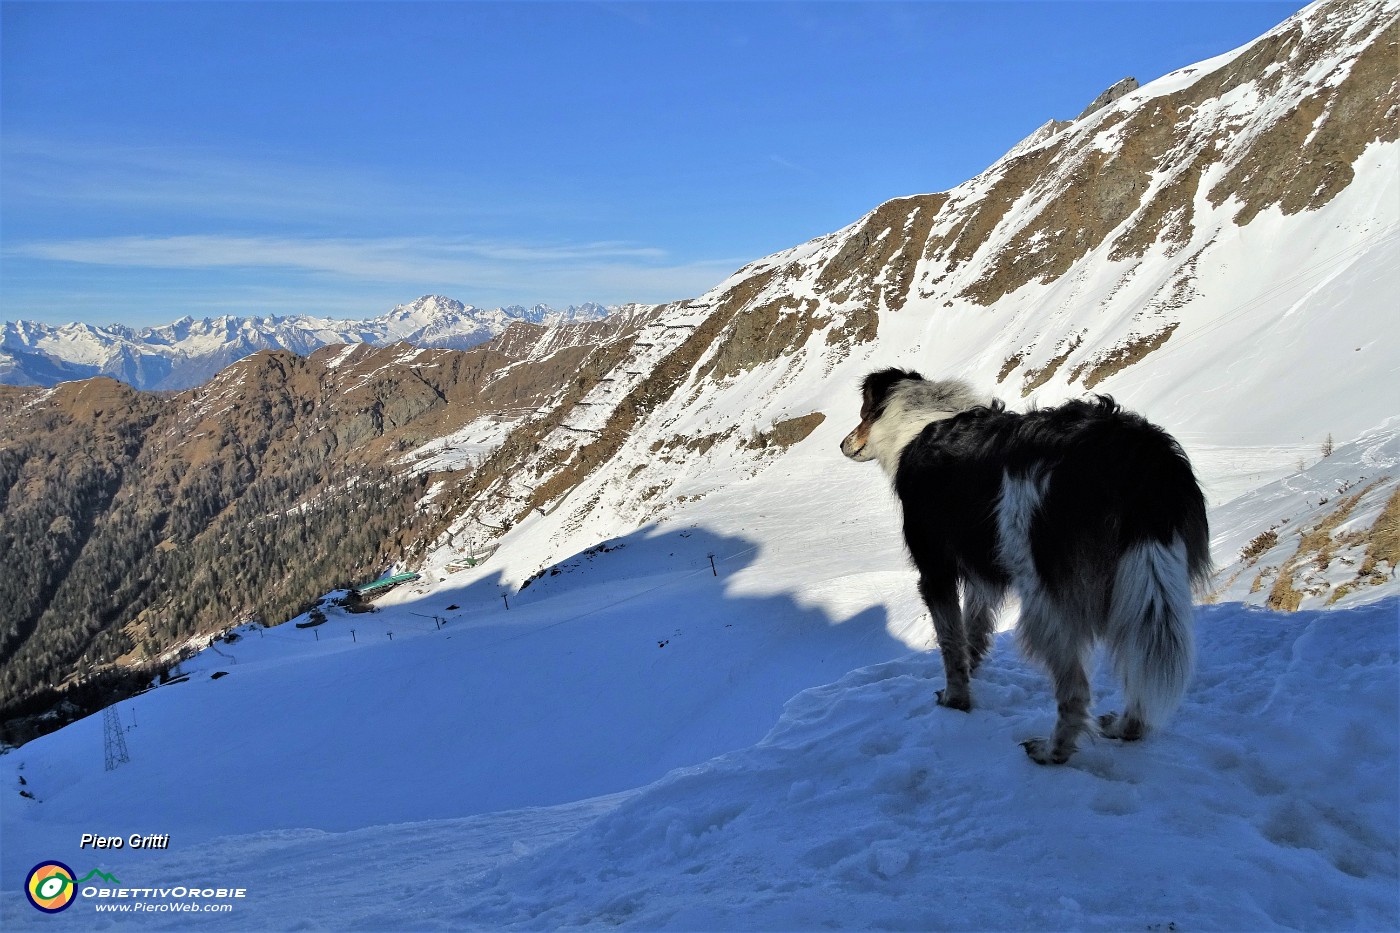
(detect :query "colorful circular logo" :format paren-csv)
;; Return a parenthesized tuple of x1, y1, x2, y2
(25, 861, 77, 913)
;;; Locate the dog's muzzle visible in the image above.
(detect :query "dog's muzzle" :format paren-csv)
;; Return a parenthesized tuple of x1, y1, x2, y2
(841, 427, 874, 461)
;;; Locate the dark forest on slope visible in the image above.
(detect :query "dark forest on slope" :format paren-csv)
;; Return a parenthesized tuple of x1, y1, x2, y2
(0, 380, 432, 744)
(0, 319, 652, 745)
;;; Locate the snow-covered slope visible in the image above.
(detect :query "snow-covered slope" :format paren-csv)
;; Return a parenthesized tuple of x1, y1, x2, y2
(3, 0, 1398, 928)
(2, 493, 1395, 930)
(1210, 418, 1400, 609)
(416, 0, 1398, 591)
(0, 296, 612, 390)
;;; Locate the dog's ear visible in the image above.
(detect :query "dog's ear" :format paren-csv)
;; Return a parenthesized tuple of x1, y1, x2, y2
(860, 368, 923, 415)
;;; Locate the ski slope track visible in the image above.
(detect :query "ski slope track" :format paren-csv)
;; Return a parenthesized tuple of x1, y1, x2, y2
(3, 0, 1398, 928)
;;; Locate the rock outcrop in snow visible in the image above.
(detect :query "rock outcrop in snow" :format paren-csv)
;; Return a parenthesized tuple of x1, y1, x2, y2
(1075, 76, 1141, 120)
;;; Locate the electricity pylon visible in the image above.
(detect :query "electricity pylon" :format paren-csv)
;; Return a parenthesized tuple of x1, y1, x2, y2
(103, 707, 130, 772)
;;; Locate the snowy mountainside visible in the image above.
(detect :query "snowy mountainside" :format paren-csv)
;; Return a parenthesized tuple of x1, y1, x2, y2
(3, 1, 1399, 929)
(418, 0, 1399, 592)
(0, 306, 662, 725)
(0, 295, 612, 390)
(5, 387, 1394, 925)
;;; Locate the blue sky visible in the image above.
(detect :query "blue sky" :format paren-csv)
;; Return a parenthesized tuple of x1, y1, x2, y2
(2, 1, 1307, 327)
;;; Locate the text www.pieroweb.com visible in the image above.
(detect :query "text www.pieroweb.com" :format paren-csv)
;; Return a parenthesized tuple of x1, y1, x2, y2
(83, 887, 246, 915)
(93, 901, 236, 914)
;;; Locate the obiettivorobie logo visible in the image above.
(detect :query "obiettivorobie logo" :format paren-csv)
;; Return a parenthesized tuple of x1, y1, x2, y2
(24, 862, 121, 913)
(24, 860, 248, 915)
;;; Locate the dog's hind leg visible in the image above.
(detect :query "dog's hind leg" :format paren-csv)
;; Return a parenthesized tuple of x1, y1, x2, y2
(920, 572, 973, 711)
(1018, 600, 1094, 765)
(962, 578, 1004, 674)
(1021, 658, 1092, 765)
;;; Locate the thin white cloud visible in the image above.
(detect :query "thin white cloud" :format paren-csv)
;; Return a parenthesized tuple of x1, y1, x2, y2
(769, 154, 820, 179)
(3, 233, 747, 315)
(0, 137, 751, 317)
(9, 235, 668, 279)
(5, 138, 375, 221)
(1, 135, 576, 227)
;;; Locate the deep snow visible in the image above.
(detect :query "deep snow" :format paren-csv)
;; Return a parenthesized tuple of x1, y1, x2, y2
(3, 422, 1397, 930)
(3, 589, 1395, 931)
(4, 0, 1400, 927)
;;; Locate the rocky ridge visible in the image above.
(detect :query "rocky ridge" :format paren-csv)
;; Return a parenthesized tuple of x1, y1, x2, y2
(412, 0, 1398, 585)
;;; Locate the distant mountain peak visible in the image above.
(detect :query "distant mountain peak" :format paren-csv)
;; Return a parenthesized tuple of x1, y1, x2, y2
(1, 297, 618, 391)
(390, 295, 468, 317)
(1075, 76, 1140, 121)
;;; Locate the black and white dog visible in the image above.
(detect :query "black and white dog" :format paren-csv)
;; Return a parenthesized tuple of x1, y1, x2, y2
(841, 368, 1210, 764)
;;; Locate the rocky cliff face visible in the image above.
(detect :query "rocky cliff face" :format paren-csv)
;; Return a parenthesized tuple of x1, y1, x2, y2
(1076, 77, 1140, 121)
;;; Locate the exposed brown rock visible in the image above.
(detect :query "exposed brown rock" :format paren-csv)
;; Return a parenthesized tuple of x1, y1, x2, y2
(701, 295, 820, 382)
(1076, 77, 1140, 121)
(522, 296, 745, 519)
(996, 350, 1027, 384)
(1019, 332, 1085, 396)
(960, 108, 1151, 306)
(816, 194, 947, 313)
(926, 139, 1068, 278)
(1109, 148, 1214, 261)
(957, 0, 1397, 307)
(1330, 484, 1400, 603)
(1267, 478, 1389, 610)
(1067, 324, 1178, 389)
(743, 412, 827, 450)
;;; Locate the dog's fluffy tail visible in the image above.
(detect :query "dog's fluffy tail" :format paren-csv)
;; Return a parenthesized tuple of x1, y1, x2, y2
(1106, 536, 1197, 730)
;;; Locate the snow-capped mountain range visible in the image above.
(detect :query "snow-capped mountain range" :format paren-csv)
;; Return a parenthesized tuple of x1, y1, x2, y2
(0, 295, 613, 391)
(3, 0, 1398, 928)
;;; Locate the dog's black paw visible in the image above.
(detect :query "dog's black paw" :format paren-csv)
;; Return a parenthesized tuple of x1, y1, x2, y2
(1021, 738, 1071, 765)
(935, 689, 971, 712)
